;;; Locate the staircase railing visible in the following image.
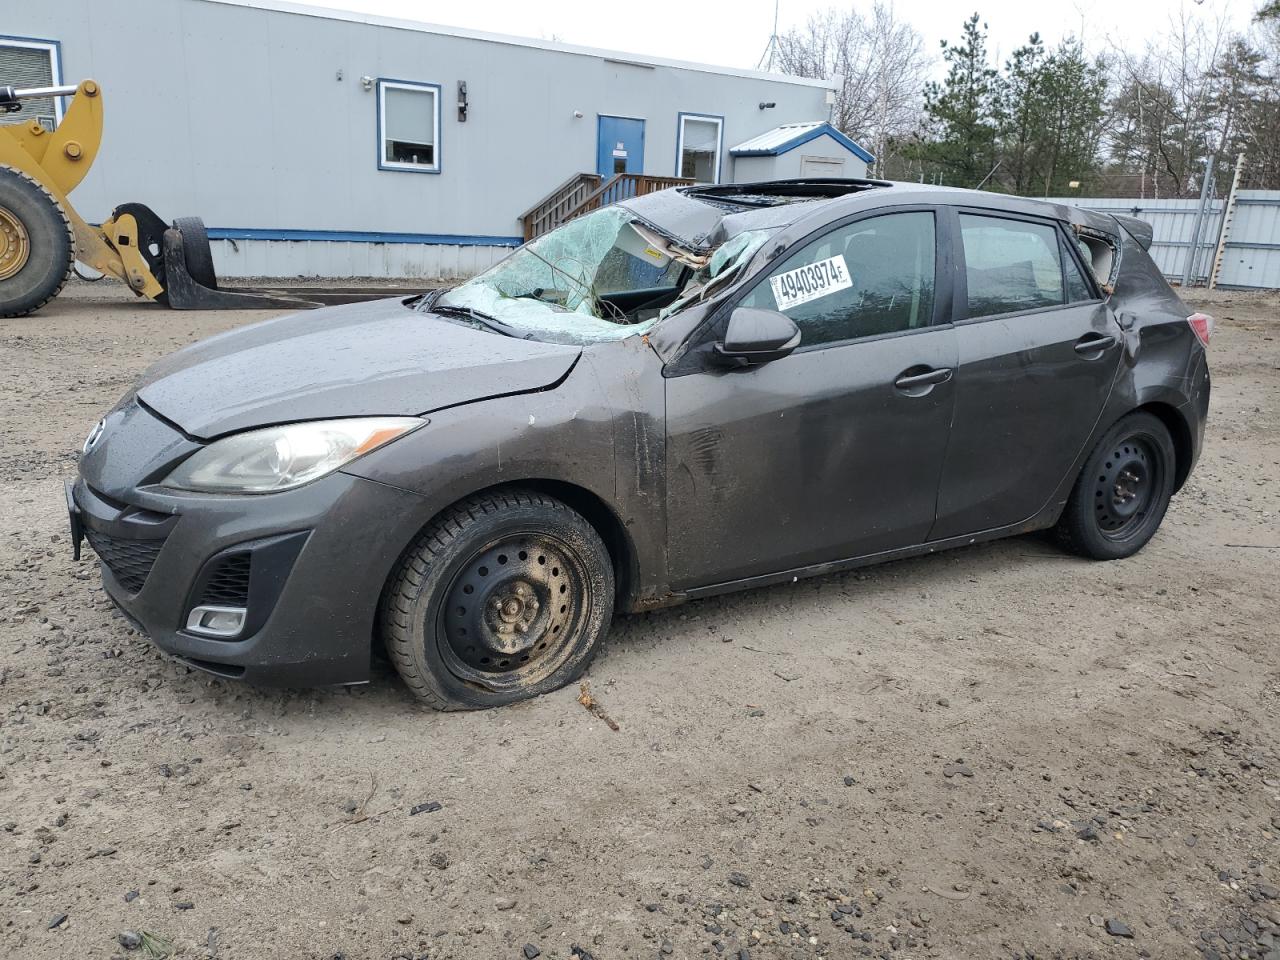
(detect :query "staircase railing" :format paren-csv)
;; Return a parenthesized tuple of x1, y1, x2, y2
(518, 172, 602, 241)
(519, 172, 694, 242)
(560, 173, 693, 226)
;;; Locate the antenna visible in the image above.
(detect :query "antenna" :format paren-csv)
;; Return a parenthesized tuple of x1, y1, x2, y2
(756, 0, 781, 71)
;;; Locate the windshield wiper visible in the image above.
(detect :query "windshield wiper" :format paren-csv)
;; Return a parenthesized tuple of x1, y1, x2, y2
(428, 303, 517, 338)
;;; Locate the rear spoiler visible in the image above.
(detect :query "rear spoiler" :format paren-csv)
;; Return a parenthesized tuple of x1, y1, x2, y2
(1111, 214, 1154, 251)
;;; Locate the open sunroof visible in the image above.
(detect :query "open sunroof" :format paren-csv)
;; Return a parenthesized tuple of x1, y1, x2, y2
(681, 178, 892, 208)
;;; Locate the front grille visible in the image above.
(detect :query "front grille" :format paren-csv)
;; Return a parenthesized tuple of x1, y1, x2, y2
(84, 528, 165, 594)
(199, 553, 252, 607)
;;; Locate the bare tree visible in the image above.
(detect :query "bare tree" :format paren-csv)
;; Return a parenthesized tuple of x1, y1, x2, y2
(774, 3, 932, 175)
(1105, 5, 1234, 196)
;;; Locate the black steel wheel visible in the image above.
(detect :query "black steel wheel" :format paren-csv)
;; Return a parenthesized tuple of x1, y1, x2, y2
(1093, 437, 1159, 537)
(1056, 411, 1176, 560)
(381, 488, 614, 710)
(0, 166, 74, 318)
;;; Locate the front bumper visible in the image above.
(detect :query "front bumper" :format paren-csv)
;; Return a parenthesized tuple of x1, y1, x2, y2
(72, 439, 429, 687)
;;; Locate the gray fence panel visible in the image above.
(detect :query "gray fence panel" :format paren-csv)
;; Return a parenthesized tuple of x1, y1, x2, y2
(1048, 192, 1279, 290)
(1217, 192, 1280, 289)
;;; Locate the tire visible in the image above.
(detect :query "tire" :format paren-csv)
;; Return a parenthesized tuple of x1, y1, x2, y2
(0, 166, 75, 318)
(1055, 411, 1177, 560)
(172, 216, 218, 289)
(381, 488, 615, 710)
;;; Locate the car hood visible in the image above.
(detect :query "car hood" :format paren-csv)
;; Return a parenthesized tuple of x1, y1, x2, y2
(134, 298, 581, 439)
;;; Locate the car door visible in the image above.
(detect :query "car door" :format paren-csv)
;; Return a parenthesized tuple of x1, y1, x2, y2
(929, 208, 1122, 541)
(664, 208, 960, 590)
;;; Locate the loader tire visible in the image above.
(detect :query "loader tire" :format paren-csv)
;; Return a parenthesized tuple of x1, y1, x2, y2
(172, 216, 218, 289)
(0, 166, 75, 318)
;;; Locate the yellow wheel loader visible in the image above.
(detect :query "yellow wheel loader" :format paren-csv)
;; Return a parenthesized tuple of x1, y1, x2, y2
(1, 80, 416, 317)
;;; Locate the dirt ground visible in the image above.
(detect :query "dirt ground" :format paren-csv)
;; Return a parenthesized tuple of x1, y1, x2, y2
(1, 281, 1278, 960)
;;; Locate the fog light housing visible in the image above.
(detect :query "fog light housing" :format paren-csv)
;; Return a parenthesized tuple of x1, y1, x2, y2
(186, 605, 247, 638)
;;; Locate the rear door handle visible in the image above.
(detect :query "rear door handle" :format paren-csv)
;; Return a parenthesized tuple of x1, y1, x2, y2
(893, 366, 953, 392)
(1074, 334, 1117, 356)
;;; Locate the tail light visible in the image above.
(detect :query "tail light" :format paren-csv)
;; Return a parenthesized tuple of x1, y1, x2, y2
(1187, 313, 1214, 348)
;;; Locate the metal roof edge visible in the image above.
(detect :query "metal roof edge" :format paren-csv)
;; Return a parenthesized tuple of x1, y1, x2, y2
(730, 123, 875, 164)
(198, 0, 839, 89)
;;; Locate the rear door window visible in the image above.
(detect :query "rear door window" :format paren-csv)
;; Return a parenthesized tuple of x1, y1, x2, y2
(739, 211, 936, 348)
(959, 214, 1066, 318)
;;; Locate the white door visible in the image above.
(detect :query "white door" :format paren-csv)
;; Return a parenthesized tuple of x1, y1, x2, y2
(800, 155, 845, 177)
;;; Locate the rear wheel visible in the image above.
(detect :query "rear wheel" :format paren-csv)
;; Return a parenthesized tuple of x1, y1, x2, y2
(381, 488, 615, 710)
(1055, 411, 1176, 560)
(0, 166, 74, 318)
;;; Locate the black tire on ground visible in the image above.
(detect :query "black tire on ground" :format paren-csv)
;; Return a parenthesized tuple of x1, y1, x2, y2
(1055, 411, 1177, 561)
(171, 216, 218, 289)
(0, 166, 75, 318)
(381, 488, 615, 710)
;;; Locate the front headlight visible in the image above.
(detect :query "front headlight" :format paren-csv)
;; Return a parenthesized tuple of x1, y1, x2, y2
(162, 417, 424, 493)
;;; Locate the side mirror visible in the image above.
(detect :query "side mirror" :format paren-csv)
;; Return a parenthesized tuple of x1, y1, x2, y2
(713, 307, 801, 367)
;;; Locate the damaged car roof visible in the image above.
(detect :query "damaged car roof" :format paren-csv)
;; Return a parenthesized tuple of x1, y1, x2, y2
(618, 179, 888, 252)
(620, 178, 1127, 254)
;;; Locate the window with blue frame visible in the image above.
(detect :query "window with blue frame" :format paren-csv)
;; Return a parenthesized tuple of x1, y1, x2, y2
(377, 79, 440, 173)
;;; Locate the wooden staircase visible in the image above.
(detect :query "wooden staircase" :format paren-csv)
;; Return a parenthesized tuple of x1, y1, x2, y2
(519, 172, 693, 241)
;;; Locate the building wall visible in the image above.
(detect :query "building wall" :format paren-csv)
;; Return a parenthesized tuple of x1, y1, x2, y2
(209, 238, 512, 280)
(6, 0, 835, 277)
(731, 156, 777, 183)
(731, 134, 868, 183)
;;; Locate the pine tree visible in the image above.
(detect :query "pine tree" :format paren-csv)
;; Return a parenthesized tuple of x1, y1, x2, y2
(922, 14, 999, 187)
(998, 34, 1048, 194)
(1036, 41, 1108, 195)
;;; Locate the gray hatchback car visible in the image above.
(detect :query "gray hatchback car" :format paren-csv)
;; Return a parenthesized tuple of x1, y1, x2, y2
(70, 179, 1212, 709)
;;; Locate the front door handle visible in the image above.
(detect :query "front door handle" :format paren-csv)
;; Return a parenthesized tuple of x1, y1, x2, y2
(893, 366, 953, 394)
(1074, 333, 1117, 356)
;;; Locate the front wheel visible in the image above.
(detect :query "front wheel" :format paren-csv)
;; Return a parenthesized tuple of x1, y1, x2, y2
(381, 488, 615, 710)
(1055, 411, 1177, 560)
(0, 166, 75, 318)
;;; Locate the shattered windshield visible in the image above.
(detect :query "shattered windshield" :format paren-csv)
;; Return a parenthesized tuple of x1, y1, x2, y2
(434, 206, 773, 345)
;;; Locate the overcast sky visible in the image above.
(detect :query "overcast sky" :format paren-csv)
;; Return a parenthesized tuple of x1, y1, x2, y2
(295, 0, 1255, 75)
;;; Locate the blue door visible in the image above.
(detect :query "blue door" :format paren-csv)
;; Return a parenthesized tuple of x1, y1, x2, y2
(597, 116, 645, 178)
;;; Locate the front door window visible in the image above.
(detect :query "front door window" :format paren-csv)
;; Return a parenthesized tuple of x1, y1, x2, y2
(739, 211, 937, 347)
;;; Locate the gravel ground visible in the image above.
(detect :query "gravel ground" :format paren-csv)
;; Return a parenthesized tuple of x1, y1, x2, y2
(1, 281, 1278, 960)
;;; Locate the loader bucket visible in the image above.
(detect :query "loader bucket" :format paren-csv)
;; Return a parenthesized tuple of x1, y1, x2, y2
(161, 220, 434, 310)
(161, 220, 323, 310)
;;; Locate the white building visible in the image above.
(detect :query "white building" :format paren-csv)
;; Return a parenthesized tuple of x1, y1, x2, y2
(4, 0, 873, 278)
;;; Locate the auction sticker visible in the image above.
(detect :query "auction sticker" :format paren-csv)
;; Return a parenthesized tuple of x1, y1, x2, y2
(769, 255, 852, 311)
